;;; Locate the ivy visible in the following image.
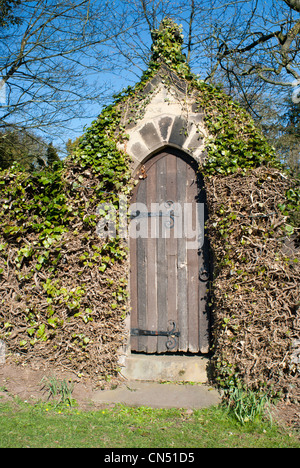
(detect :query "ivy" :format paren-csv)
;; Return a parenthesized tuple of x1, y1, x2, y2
(194, 82, 280, 175)
(0, 18, 298, 388)
(143, 19, 279, 177)
(150, 18, 193, 78)
(0, 83, 132, 375)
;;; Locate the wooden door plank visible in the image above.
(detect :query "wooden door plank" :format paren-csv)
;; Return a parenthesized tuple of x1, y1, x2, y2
(130, 148, 211, 356)
(146, 159, 158, 353)
(186, 164, 200, 352)
(176, 156, 188, 351)
(166, 154, 178, 352)
(156, 155, 168, 353)
(129, 180, 138, 351)
(136, 178, 148, 352)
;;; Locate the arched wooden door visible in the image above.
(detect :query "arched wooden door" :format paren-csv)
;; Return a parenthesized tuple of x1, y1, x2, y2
(129, 148, 211, 354)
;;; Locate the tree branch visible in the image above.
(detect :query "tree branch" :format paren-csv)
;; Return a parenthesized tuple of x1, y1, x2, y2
(187, 0, 195, 64)
(283, 0, 300, 13)
(141, 0, 154, 32)
(219, 31, 281, 58)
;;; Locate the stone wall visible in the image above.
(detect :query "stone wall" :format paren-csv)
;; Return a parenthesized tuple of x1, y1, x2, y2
(117, 66, 208, 172)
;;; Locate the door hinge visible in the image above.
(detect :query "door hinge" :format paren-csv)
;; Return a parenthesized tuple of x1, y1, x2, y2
(131, 320, 180, 350)
(130, 201, 179, 229)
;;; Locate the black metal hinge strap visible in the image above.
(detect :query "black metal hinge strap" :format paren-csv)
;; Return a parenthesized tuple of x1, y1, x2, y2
(131, 321, 180, 350)
(130, 201, 179, 229)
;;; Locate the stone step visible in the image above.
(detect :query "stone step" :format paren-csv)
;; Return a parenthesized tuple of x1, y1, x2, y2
(92, 380, 221, 409)
(121, 354, 209, 383)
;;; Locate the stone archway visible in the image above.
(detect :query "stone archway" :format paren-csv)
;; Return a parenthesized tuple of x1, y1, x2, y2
(117, 64, 209, 173)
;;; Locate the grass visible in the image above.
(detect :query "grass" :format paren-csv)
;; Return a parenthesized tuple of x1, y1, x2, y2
(0, 399, 299, 448)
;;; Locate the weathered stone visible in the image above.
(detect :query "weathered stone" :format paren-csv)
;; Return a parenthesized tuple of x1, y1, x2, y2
(0, 340, 5, 365)
(139, 122, 162, 149)
(121, 354, 209, 383)
(169, 116, 188, 147)
(130, 141, 149, 162)
(186, 132, 204, 152)
(159, 116, 173, 140)
(191, 112, 205, 123)
(119, 68, 208, 166)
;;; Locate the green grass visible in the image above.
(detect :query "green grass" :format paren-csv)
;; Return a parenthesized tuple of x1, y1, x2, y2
(0, 399, 299, 448)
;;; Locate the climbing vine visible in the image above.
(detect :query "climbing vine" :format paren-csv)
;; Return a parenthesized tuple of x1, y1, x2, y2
(0, 18, 299, 395)
(205, 168, 299, 398)
(195, 83, 279, 175)
(0, 94, 134, 379)
(150, 18, 193, 78)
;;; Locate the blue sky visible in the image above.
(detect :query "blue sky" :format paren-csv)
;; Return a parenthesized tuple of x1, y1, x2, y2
(0, 0, 298, 157)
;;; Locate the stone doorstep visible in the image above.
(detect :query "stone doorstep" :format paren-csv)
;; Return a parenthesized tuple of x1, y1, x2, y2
(121, 354, 209, 383)
(92, 379, 221, 410)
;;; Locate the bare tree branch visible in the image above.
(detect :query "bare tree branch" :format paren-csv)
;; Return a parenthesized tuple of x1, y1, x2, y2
(141, 0, 154, 32)
(187, 0, 195, 64)
(0, 0, 137, 139)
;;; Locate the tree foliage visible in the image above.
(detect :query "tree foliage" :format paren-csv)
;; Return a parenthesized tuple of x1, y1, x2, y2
(0, 0, 299, 166)
(0, 0, 133, 137)
(0, 129, 50, 171)
(0, 0, 21, 28)
(262, 100, 300, 176)
(46, 143, 60, 167)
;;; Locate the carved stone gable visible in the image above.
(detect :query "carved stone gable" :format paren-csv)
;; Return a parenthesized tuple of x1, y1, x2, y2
(117, 65, 208, 172)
